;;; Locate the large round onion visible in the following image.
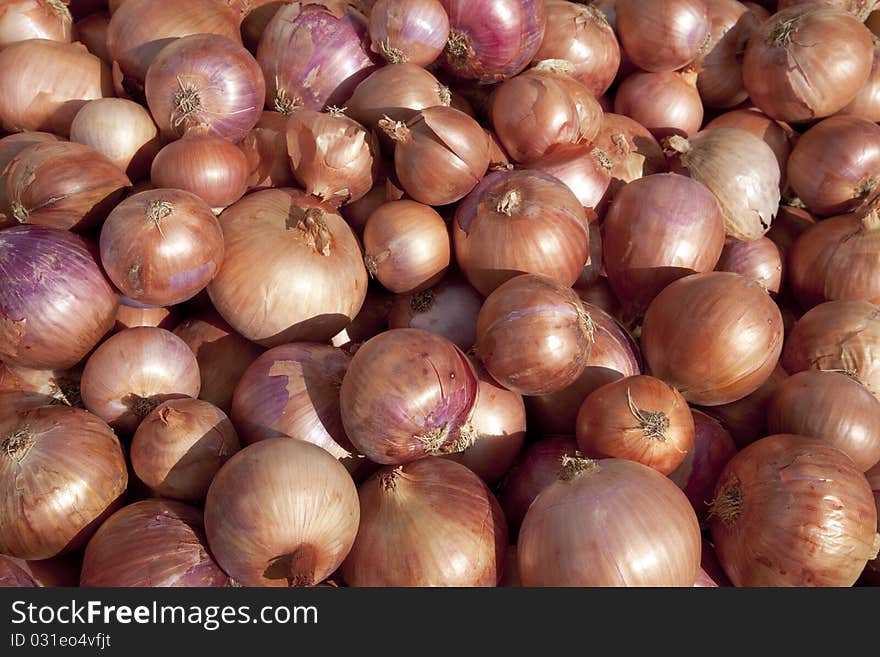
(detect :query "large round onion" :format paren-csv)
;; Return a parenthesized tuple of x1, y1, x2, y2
(204, 437, 360, 587)
(698, 0, 763, 109)
(710, 434, 879, 586)
(0, 405, 127, 560)
(614, 69, 703, 140)
(80, 327, 201, 434)
(340, 328, 478, 464)
(615, 0, 709, 73)
(641, 272, 784, 406)
(80, 500, 229, 587)
(368, 0, 450, 66)
(208, 189, 368, 347)
(840, 35, 880, 122)
(705, 108, 794, 188)
(594, 113, 667, 198)
(0, 1, 73, 49)
(715, 236, 783, 296)
(0, 226, 118, 370)
(519, 455, 702, 586)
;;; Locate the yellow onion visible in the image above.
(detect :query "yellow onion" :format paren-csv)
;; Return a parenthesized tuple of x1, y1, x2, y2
(240, 111, 298, 190)
(0, 1, 73, 49)
(0, 131, 60, 229)
(614, 69, 703, 140)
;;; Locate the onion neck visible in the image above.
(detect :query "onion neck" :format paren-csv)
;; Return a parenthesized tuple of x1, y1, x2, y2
(591, 148, 613, 174)
(173, 82, 202, 127)
(47, 0, 71, 20)
(264, 545, 318, 587)
(378, 116, 412, 144)
(769, 17, 799, 48)
(379, 38, 407, 64)
(50, 376, 82, 408)
(274, 87, 301, 116)
(663, 135, 691, 157)
(578, 3, 609, 27)
(1, 427, 35, 463)
(410, 289, 436, 313)
(445, 30, 473, 69)
(494, 189, 522, 216)
(288, 207, 332, 256)
(626, 387, 670, 442)
(380, 466, 404, 491)
(124, 394, 160, 419)
(558, 454, 600, 481)
(438, 85, 452, 107)
(709, 478, 743, 527)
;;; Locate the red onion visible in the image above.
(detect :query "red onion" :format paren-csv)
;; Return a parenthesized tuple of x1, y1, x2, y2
(368, 0, 449, 66)
(715, 236, 783, 295)
(614, 69, 703, 140)
(0, 1, 73, 49)
(615, 0, 709, 72)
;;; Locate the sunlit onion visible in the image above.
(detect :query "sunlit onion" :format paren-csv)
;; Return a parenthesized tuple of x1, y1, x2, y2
(615, 69, 702, 140)
(698, 0, 763, 108)
(594, 113, 667, 200)
(715, 236, 783, 295)
(368, 0, 449, 66)
(529, 146, 612, 216)
(615, 0, 709, 72)
(0, 1, 73, 49)
(840, 36, 880, 122)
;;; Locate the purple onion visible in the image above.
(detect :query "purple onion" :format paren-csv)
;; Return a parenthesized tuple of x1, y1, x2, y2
(257, 2, 378, 113)
(439, 0, 547, 82)
(369, 0, 450, 66)
(0, 226, 118, 370)
(80, 500, 229, 587)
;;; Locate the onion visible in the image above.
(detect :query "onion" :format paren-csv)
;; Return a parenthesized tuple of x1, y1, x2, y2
(287, 108, 377, 206)
(0, 554, 81, 588)
(0, 1, 73, 49)
(529, 146, 612, 216)
(240, 111, 298, 191)
(668, 409, 737, 523)
(241, 0, 285, 53)
(70, 98, 160, 181)
(777, 0, 878, 21)
(80, 499, 229, 587)
(340, 328, 478, 463)
(615, 0, 709, 73)
(840, 36, 880, 122)
(665, 127, 781, 241)
(603, 173, 725, 319)
(642, 272, 784, 406)
(532, 1, 620, 97)
(368, 0, 449, 66)
(258, 2, 376, 114)
(341, 457, 507, 586)
(0, 362, 82, 407)
(106, 0, 241, 99)
(577, 222, 604, 287)
(715, 236, 783, 295)
(80, 326, 201, 434)
(205, 437, 360, 587)
(576, 375, 695, 475)
(381, 105, 489, 206)
(0, 226, 118, 370)
(387, 275, 483, 351)
(765, 203, 816, 259)
(698, 0, 763, 109)
(519, 455, 701, 586)
(363, 200, 451, 294)
(340, 162, 404, 236)
(173, 309, 265, 413)
(476, 273, 594, 396)
(0, 131, 59, 229)
(699, 538, 733, 587)
(74, 11, 111, 63)
(131, 398, 240, 502)
(114, 298, 178, 333)
(453, 169, 589, 296)
(0, 405, 127, 560)
(594, 113, 666, 199)
(438, 0, 546, 82)
(208, 189, 368, 346)
(575, 275, 620, 319)
(783, 300, 880, 399)
(710, 434, 880, 586)
(742, 5, 873, 123)
(614, 69, 703, 140)
(330, 287, 395, 351)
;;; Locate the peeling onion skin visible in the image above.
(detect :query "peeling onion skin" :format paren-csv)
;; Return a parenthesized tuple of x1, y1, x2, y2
(80, 500, 229, 587)
(342, 457, 508, 586)
(240, 111, 298, 191)
(641, 272, 784, 406)
(204, 438, 360, 588)
(863, 462, 880, 584)
(519, 456, 702, 586)
(0, 405, 128, 560)
(594, 113, 667, 200)
(615, 0, 710, 73)
(709, 434, 880, 587)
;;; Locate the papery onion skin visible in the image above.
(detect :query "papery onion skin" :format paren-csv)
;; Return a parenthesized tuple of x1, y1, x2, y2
(0, 39, 112, 136)
(614, 69, 703, 141)
(766, 204, 816, 260)
(698, 0, 763, 109)
(594, 113, 666, 200)
(0, 405, 128, 560)
(519, 456, 702, 586)
(476, 274, 594, 396)
(341, 457, 508, 586)
(0, 362, 82, 407)
(240, 111, 298, 191)
(80, 327, 202, 435)
(0, 226, 118, 370)
(208, 189, 368, 347)
(641, 272, 784, 406)
(205, 437, 360, 587)
(74, 12, 111, 64)
(339, 328, 478, 464)
(863, 462, 880, 584)
(0, 131, 59, 229)
(114, 299, 179, 333)
(840, 36, 880, 122)
(80, 499, 229, 587)
(368, 0, 449, 66)
(715, 237, 783, 296)
(0, 1, 73, 49)
(742, 5, 873, 123)
(529, 146, 612, 216)
(615, 0, 709, 73)
(710, 434, 880, 587)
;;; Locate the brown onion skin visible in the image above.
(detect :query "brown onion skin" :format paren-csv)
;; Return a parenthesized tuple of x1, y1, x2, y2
(519, 456, 702, 586)
(743, 5, 873, 123)
(615, 0, 709, 73)
(340, 164, 401, 237)
(0, 39, 112, 136)
(0, 131, 59, 229)
(476, 274, 594, 396)
(131, 399, 240, 502)
(114, 300, 179, 333)
(766, 371, 880, 472)
(766, 204, 816, 260)
(594, 113, 667, 200)
(208, 189, 368, 347)
(864, 462, 880, 584)
(614, 70, 703, 141)
(205, 437, 360, 587)
(0, 405, 128, 560)
(783, 300, 880, 399)
(715, 237, 783, 296)
(698, 0, 763, 109)
(340, 328, 478, 464)
(710, 434, 880, 587)
(529, 146, 612, 216)
(778, 0, 879, 18)
(642, 272, 784, 406)
(603, 173, 725, 319)
(574, 275, 621, 320)
(0, 362, 82, 407)
(80, 500, 229, 587)
(576, 375, 695, 475)
(241, 0, 285, 53)
(669, 409, 737, 523)
(4, 140, 131, 232)
(74, 12, 111, 64)
(100, 189, 225, 307)
(240, 111, 297, 190)
(453, 169, 589, 296)
(363, 200, 450, 294)
(341, 457, 508, 586)
(840, 37, 880, 122)
(150, 136, 249, 212)
(368, 0, 450, 67)
(0, 1, 73, 49)
(81, 327, 202, 435)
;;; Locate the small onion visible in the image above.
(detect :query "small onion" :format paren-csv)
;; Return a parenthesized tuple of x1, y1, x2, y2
(715, 237, 783, 295)
(80, 327, 201, 434)
(240, 111, 298, 190)
(594, 113, 666, 199)
(80, 499, 229, 587)
(204, 437, 360, 587)
(368, 0, 449, 66)
(614, 69, 703, 140)
(840, 36, 880, 122)
(342, 457, 507, 586)
(74, 12, 111, 63)
(0, 1, 72, 49)
(529, 146, 612, 216)
(698, 0, 763, 109)
(0, 405, 127, 560)
(114, 298, 179, 333)
(615, 0, 709, 73)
